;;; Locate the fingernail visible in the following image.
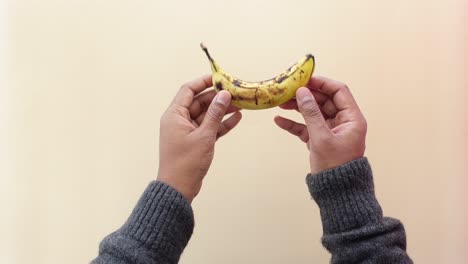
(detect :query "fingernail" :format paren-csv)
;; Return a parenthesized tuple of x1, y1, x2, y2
(216, 91, 230, 106)
(296, 88, 313, 103)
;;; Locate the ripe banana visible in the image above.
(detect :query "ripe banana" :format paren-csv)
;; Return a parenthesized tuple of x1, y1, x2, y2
(200, 43, 315, 110)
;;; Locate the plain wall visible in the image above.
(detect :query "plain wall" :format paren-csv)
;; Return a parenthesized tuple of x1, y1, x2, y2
(2, 0, 467, 263)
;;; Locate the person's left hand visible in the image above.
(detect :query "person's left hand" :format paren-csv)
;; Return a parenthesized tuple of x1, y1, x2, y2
(157, 75, 242, 203)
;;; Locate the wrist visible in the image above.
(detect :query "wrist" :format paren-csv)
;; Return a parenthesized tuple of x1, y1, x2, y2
(310, 153, 364, 174)
(156, 173, 199, 203)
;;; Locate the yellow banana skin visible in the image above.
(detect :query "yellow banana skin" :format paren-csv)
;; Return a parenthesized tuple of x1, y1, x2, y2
(201, 43, 315, 110)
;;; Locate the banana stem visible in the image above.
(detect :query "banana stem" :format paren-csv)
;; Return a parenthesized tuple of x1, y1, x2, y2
(200, 42, 218, 72)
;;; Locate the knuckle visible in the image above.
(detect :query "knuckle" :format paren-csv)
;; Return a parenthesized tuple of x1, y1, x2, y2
(159, 112, 169, 125)
(356, 116, 367, 133)
(335, 81, 349, 91)
(207, 105, 222, 120)
(180, 82, 190, 89)
(302, 102, 322, 117)
(170, 105, 190, 118)
(285, 120, 295, 130)
(342, 84, 350, 91)
(361, 117, 368, 130)
(180, 83, 191, 92)
(179, 107, 190, 117)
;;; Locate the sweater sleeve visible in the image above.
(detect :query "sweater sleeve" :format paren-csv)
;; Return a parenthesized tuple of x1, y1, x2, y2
(306, 157, 413, 264)
(91, 181, 194, 264)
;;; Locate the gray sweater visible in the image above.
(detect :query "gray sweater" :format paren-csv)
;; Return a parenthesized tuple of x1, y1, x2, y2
(91, 157, 413, 263)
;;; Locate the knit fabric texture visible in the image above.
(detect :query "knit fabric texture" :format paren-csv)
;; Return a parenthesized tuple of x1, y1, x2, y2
(92, 157, 412, 263)
(91, 181, 194, 264)
(307, 157, 413, 263)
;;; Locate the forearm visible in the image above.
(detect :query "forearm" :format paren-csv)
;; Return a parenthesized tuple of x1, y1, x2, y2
(307, 157, 412, 263)
(91, 181, 194, 264)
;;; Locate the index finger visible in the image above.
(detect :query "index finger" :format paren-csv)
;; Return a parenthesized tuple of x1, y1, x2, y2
(172, 74, 213, 108)
(307, 76, 359, 111)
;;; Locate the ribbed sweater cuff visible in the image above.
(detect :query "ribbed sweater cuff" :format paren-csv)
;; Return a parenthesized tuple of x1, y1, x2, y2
(119, 181, 194, 260)
(306, 157, 383, 235)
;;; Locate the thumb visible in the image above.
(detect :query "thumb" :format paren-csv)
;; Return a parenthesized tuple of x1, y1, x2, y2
(200, 90, 231, 135)
(296, 87, 328, 133)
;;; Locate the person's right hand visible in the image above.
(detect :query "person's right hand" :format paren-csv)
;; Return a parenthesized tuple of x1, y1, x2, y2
(157, 75, 241, 203)
(274, 76, 367, 174)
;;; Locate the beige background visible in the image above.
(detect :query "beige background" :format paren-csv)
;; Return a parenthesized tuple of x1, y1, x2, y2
(2, 0, 466, 263)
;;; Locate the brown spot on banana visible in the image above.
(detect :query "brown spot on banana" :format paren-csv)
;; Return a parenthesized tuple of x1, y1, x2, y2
(244, 97, 257, 103)
(215, 82, 223, 91)
(232, 94, 256, 102)
(275, 74, 289, 83)
(267, 87, 284, 96)
(254, 88, 259, 105)
(232, 79, 242, 87)
(299, 69, 305, 80)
